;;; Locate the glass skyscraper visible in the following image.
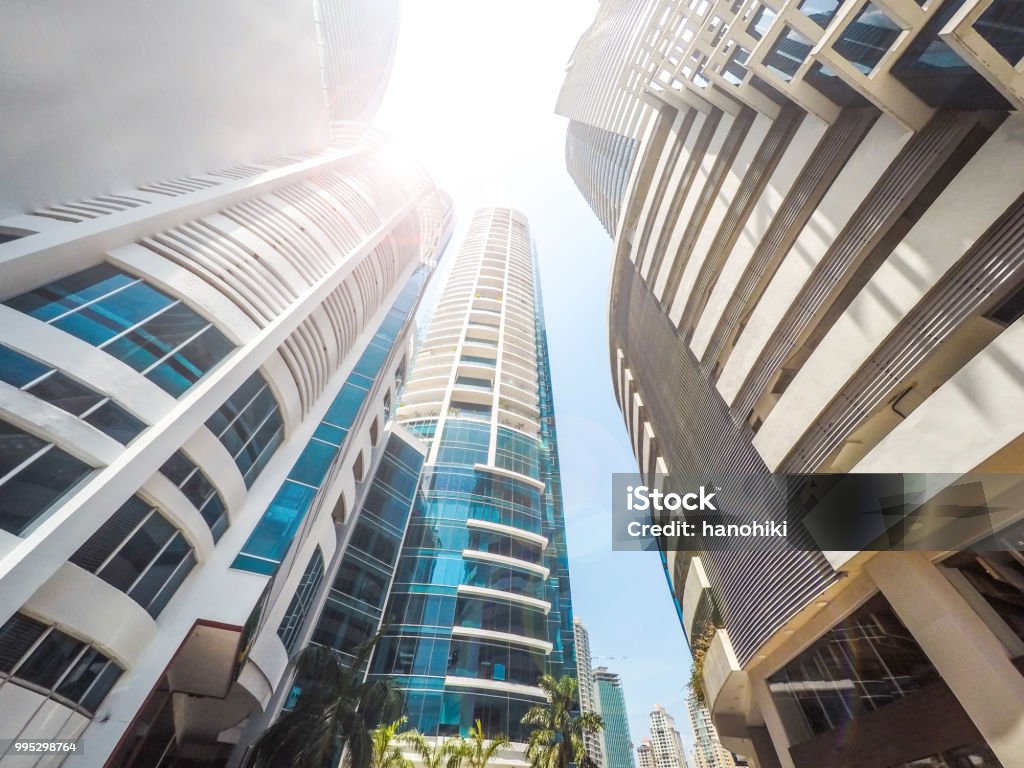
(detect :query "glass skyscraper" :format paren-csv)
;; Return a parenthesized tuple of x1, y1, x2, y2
(364, 206, 578, 742)
(594, 667, 636, 768)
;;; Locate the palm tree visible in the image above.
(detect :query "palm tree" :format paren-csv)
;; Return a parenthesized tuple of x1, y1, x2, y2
(521, 675, 603, 768)
(463, 720, 510, 768)
(370, 718, 415, 768)
(251, 637, 403, 768)
(400, 730, 467, 768)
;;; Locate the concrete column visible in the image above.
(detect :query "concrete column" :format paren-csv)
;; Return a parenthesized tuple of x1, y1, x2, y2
(746, 726, 784, 768)
(749, 677, 797, 768)
(865, 552, 1024, 768)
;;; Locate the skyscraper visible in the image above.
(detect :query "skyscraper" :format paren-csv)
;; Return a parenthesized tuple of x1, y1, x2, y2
(561, 0, 1024, 766)
(575, 619, 605, 768)
(594, 667, 637, 768)
(686, 692, 738, 768)
(554, 0, 665, 237)
(637, 738, 658, 768)
(0, 2, 443, 766)
(360, 207, 578, 743)
(649, 705, 687, 768)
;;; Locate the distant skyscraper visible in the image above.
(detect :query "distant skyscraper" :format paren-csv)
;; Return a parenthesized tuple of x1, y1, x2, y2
(686, 693, 738, 768)
(649, 705, 687, 768)
(357, 207, 578, 744)
(563, 0, 1024, 766)
(594, 667, 636, 768)
(637, 738, 658, 768)
(574, 619, 605, 768)
(0, 2, 446, 765)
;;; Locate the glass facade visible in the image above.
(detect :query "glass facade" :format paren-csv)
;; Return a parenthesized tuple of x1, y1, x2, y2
(70, 495, 196, 618)
(367, 243, 577, 743)
(6, 264, 234, 397)
(834, 3, 902, 73)
(0, 418, 93, 535)
(767, 593, 941, 741)
(890, 0, 1011, 109)
(595, 671, 636, 768)
(159, 450, 229, 540)
(765, 26, 814, 82)
(312, 432, 424, 667)
(0, 344, 147, 444)
(277, 547, 325, 655)
(233, 267, 428, 575)
(0, 612, 123, 715)
(205, 372, 284, 490)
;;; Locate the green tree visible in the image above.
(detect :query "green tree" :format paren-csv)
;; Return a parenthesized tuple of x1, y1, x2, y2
(463, 719, 510, 768)
(521, 675, 603, 768)
(251, 637, 403, 768)
(370, 718, 414, 768)
(400, 730, 467, 768)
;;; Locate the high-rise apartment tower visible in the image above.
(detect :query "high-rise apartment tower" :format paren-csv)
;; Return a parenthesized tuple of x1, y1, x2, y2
(637, 738, 658, 768)
(363, 207, 578, 743)
(561, 0, 1024, 766)
(650, 705, 687, 768)
(575, 619, 605, 768)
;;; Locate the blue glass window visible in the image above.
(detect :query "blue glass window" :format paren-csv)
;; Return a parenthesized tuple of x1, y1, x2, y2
(69, 496, 195, 617)
(0, 419, 92, 535)
(205, 372, 284, 488)
(233, 268, 428, 576)
(799, 0, 842, 27)
(278, 547, 325, 654)
(446, 639, 545, 686)
(159, 451, 229, 540)
(454, 595, 548, 640)
(5, 264, 234, 397)
(235, 481, 316, 574)
(0, 345, 146, 444)
(974, 0, 1024, 64)
(890, 0, 1010, 109)
(495, 428, 541, 480)
(455, 375, 492, 390)
(748, 5, 778, 38)
(804, 62, 873, 105)
(834, 3, 902, 73)
(0, 613, 122, 715)
(723, 48, 751, 85)
(765, 26, 815, 82)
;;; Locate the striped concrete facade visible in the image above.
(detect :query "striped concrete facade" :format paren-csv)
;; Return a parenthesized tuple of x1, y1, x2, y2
(564, 0, 1024, 766)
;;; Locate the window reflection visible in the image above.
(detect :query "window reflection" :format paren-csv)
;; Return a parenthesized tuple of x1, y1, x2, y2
(768, 593, 940, 741)
(834, 3, 902, 73)
(765, 26, 814, 81)
(6, 264, 234, 397)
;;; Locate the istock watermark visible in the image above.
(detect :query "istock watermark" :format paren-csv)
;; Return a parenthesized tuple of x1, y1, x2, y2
(611, 472, 1024, 552)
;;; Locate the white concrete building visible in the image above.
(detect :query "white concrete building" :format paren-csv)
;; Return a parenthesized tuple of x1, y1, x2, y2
(575, 618, 605, 768)
(0, 2, 447, 766)
(638, 737, 658, 768)
(650, 705, 687, 768)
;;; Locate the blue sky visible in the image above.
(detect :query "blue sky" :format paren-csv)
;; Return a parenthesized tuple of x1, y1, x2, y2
(376, 1, 695, 753)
